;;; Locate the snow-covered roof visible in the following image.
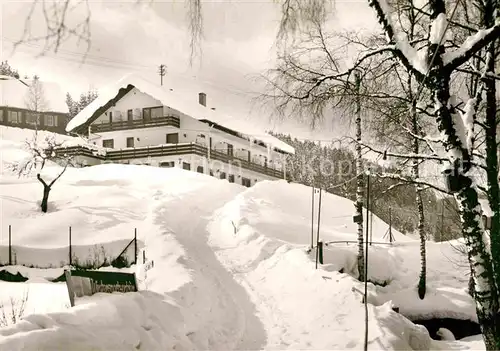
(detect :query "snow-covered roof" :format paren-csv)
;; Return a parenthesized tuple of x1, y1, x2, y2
(0, 76, 68, 114)
(66, 73, 295, 155)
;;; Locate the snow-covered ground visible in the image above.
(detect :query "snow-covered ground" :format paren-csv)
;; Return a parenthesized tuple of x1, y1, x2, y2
(0, 126, 483, 350)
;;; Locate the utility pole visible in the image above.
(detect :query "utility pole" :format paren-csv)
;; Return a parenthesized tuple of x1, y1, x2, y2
(363, 168, 371, 351)
(158, 64, 167, 86)
(315, 188, 323, 269)
(389, 207, 393, 243)
(311, 186, 315, 249)
(440, 199, 445, 242)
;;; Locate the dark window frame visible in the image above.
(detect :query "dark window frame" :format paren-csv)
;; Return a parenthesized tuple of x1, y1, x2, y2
(166, 133, 179, 144)
(7, 110, 22, 124)
(159, 161, 175, 168)
(126, 137, 134, 148)
(242, 177, 251, 187)
(102, 139, 114, 148)
(44, 114, 55, 127)
(143, 106, 163, 121)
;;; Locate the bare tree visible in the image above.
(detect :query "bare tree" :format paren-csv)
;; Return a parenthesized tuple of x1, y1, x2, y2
(25, 75, 48, 116)
(11, 132, 73, 213)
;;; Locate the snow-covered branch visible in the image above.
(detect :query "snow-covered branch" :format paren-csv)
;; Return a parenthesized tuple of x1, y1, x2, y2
(356, 139, 448, 162)
(368, 0, 427, 81)
(376, 172, 451, 195)
(444, 26, 500, 70)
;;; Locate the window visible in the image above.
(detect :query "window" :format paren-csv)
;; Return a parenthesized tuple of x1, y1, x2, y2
(26, 112, 39, 125)
(242, 177, 251, 187)
(53, 115, 58, 126)
(228, 174, 235, 183)
(102, 139, 114, 148)
(108, 111, 113, 124)
(151, 107, 163, 118)
(220, 172, 226, 180)
(160, 161, 175, 168)
(227, 143, 234, 157)
(127, 109, 133, 121)
(166, 133, 179, 144)
(143, 107, 163, 121)
(7, 110, 21, 123)
(197, 166, 204, 173)
(182, 162, 191, 170)
(0, 109, 3, 121)
(44, 115, 55, 126)
(126, 137, 134, 148)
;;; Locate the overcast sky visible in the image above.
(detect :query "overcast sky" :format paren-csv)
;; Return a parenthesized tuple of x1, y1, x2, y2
(1, 0, 378, 140)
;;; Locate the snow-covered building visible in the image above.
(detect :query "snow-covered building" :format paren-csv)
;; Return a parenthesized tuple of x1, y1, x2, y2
(0, 75, 69, 134)
(63, 74, 294, 186)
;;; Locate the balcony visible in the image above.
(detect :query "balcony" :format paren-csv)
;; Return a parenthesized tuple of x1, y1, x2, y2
(55, 143, 285, 179)
(90, 115, 180, 133)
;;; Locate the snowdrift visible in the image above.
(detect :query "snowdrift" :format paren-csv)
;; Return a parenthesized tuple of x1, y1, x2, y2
(207, 180, 480, 349)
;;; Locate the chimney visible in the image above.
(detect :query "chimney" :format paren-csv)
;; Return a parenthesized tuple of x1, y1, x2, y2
(199, 92, 206, 107)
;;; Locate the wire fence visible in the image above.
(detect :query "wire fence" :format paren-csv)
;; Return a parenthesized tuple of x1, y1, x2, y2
(0, 225, 142, 270)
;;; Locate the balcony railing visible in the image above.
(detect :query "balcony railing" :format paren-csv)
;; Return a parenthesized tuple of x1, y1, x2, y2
(55, 143, 285, 179)
(90, 115, 180, 133)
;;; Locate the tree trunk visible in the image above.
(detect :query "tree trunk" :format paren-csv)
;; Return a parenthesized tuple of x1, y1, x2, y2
(411, 101, 427, 299)
(354, 71, 365, 281)
(433, 72, 500, 350)
(424, 1, 500, 345)
(41, 184, 50, 213)
(483, 39, 500, 290)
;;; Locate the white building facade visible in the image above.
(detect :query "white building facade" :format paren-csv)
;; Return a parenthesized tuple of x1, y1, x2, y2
(62, 75, 294, 187)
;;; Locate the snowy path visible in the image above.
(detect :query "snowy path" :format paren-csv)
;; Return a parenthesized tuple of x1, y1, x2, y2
(151, 183, 266, 350)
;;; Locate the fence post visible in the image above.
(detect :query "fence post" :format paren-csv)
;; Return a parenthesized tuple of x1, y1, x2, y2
(389, 208, 393, 244)
(69, 226, 72, 266)
(8, 225, 12, 266)
(318, 241, 323, 265)
(134, 228, 137, 265)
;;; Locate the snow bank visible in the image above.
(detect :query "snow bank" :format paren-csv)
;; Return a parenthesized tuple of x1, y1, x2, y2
(375, 285, 477, 322)
(207, 181, 435, 350)
(220, 180, 410, 247)
(0, 291, 194, 351)
(0, 266, 64, 280)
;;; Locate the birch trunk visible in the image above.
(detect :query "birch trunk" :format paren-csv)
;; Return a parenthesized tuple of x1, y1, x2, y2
(433, 69, 500, 351)
(483, 39, 500, 290)
(410, 102, 427, 299)
(355, 71, 365, 281)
